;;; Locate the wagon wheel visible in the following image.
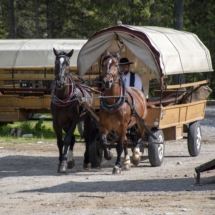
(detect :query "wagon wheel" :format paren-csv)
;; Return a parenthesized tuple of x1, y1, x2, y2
(187, 121, 202, 157)
(148, 128, 165, 167)
(89, 132, 103, 168)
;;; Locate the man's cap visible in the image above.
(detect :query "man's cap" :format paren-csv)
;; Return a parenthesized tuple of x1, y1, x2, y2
(119, 57, 133, 65)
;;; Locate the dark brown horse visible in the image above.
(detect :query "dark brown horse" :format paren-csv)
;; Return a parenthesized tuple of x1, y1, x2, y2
(51, 48, 95, 173)
(99, 54, 148, 174)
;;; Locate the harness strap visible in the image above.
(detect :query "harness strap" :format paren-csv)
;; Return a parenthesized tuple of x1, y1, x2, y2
(125, 89, 157, 140)
(125, 90, 135, 116)
(129, 72, 135, 87)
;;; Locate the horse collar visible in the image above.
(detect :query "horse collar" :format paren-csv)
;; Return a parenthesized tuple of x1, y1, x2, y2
(100, 84, 126, 113)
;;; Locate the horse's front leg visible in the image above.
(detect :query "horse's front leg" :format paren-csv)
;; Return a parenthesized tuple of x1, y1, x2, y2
(58, 120, 77, 173)
(113, 128, 130, 174)
(67, 134, 76, 169)
(122, 143, 131, 171)
(53, 120, 64, 172)
(112, 141, 123, 174)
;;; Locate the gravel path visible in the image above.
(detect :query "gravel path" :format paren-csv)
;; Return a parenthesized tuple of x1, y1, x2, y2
(0, 105, 215, 215)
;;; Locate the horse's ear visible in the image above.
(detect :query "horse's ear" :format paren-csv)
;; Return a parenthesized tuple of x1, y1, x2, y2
(67, 49, 74, 58)
(53, 47, 59, 56)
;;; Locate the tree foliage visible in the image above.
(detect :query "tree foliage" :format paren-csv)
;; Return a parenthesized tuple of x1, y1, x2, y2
(0, 0, 215, 94)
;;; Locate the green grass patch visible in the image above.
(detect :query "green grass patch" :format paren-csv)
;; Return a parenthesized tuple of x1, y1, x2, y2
(0, 119, 82, 143)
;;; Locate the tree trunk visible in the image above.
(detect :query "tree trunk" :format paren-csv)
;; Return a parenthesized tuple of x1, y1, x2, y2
(8, 0, 15, 38)
(173, 0, 185, 85)
(46, 0, 53, 38)
(35, 0, 39, 38)
(173, 0, 184, 30)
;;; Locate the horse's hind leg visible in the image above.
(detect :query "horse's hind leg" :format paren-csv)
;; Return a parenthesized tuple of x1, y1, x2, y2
(83, 116, 92, 170)
(100, 133, 113, 160)
(132, 141, 143, 166)
(131, 129, 145, 166)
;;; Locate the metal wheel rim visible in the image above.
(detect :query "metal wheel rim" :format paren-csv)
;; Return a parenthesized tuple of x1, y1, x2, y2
(158, 135, 164, 160)
(196, 126, 201, 150)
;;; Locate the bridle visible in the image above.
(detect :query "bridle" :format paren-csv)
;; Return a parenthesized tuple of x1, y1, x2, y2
(102, 54, 123, 86)
(55, 54, 72, 87)
(100, 55, 126, 112)
(52, 54, 77, 107)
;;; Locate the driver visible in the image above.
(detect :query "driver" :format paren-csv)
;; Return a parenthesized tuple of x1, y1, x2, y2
(119, 57, 143, 91)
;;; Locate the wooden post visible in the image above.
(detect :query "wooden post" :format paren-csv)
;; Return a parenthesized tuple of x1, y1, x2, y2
(0, 70, 4, 86)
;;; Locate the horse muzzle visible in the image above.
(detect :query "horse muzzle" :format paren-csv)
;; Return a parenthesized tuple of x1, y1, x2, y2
(55, 79, 65, 88)
(102, 80, 113, 89)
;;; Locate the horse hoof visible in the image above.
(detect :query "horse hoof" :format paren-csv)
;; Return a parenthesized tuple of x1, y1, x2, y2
(112, 166, 121, 174)
(83, 162, 91, 170)
(58, 163, 67, 173)
(122, 163, 131, 171)
(67, 160, 75, 169)
(132, 156, 141, 166)
(104, 150, 113, 161)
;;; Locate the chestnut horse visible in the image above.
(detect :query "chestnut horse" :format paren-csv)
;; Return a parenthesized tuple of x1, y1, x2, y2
(99, 54, 148, 174)
(51, 48, 95, 173)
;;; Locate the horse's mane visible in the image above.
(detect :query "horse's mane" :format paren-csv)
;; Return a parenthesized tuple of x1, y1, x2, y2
(57, 51, 67, 56)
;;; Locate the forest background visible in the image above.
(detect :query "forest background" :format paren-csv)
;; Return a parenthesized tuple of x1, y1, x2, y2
(0, 0, 215, 97)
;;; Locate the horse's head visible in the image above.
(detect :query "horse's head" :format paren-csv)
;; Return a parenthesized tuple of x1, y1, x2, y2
(53, 48, 74, 88)
(102, 54, 120, 89)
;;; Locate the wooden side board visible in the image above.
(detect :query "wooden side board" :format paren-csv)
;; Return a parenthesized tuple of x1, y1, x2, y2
(0, 108, 29, 122)
(0, 95, 51, 109)
(0, 70, 99, 81)
(0, 95, 51, 122)
(145, 100, 206, 129)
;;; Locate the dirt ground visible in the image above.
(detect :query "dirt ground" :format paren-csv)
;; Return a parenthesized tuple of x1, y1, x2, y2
(0, 107, 215, 215)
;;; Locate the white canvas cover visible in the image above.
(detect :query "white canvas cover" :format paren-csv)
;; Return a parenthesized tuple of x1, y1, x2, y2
(77, 25, 213, 77)
(0, 39, 87, 69)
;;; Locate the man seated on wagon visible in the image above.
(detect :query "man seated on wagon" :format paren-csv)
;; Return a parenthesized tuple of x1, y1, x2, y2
(119, 57, 144, 145)
(119, 57, 143, 91)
